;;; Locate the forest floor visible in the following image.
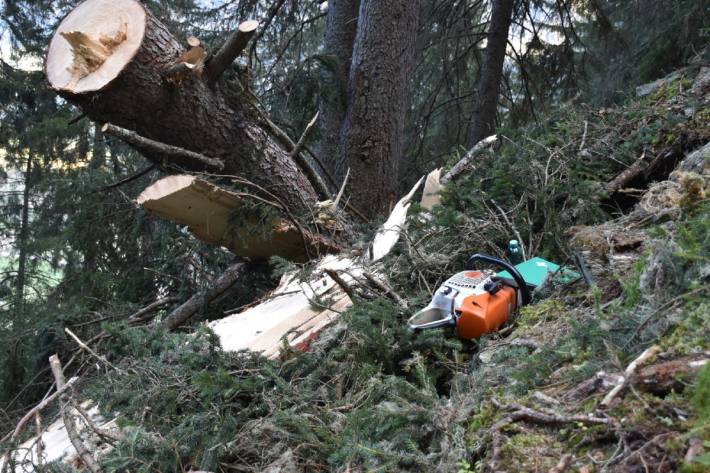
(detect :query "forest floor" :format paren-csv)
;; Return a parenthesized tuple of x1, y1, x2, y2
(4, 64, 710, 473)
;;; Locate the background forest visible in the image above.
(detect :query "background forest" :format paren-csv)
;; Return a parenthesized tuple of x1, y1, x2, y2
(0, 0, 709, 472)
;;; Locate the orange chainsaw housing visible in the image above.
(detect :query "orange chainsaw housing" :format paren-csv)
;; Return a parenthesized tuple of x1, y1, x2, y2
(456, 286, 516, 339)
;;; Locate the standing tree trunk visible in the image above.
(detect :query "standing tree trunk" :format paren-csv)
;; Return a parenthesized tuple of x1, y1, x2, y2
(316, 0, 360, 180)
(467, 0, 515, 147)
(337, 0, 420, 218)
(46, 0, 318, 215)
(15, 154, 32, 317)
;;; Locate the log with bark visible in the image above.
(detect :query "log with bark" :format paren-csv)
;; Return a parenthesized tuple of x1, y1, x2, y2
(46, 0, 320, 218)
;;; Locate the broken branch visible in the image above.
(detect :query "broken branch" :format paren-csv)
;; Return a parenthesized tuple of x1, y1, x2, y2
(601, 345, 661, 407)
(361, 271, 408, 308)
(65, 328, 119, 371)
(323, 269, 357, 301)
(49, 354, 103, 473)
(205, 20, 258, 82)
(101, 123, 224, 170)
(127, 296, 180, 324)
(441, 135, 497, 183)
(163, 262, 246, 330)
(1, 376, 79, 444)
(290, 111, 319, 158)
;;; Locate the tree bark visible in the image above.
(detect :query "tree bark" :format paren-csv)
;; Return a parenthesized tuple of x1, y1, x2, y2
(316, 0, 360, 180)
(46, 0, 318, 215)
(467, 0, 514, 148)
(336, 0, 421, 218)
(163, 262, 245, 330)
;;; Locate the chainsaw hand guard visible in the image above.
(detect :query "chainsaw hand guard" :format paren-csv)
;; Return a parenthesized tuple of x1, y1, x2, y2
(465, 253, 532, 305)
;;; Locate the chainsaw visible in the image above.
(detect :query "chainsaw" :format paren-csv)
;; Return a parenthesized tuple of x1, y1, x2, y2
(408, 254, 536, 339)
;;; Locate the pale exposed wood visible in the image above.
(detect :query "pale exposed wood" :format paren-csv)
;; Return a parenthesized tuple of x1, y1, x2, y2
(136, 175, 313, 261)
(205, 19, 258, 82)
(101, 123, 224, 170)
(420, 168, 442, 210)
(368, 176, 424, 263)
(601, 345, 661, 407)
(186, 36, 201, 47)
(210, 255, 359, 357)
(47, 0, 145, 93)
(167, 45, 207, 81)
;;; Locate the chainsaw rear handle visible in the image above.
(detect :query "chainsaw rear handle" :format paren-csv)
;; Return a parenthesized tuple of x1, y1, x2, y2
(465, 254, 532, 306)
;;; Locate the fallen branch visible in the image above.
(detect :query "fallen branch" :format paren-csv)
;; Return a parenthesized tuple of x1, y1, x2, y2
(1, 377, 78, 444)
(606, 151, 647, 194)
(163, 262, 246, 330)
(323, 269, 357, 301)
(601, 345, 660, 407)
(626, 284, 710, 346)
(65, 328, 119, 371)
(488, 398, 611, 473)
(442, 135, 497, 184)
(49, 354, 103, 473)
(361, 271, 408, 308)
(490, 198, 526, 261)
(70, 401, 121, 444)
(205, 20, 258, 82)
(101, 123, 224, 170)
(127, 296, 180, 324)
(548, 453, 573, 473)
(290, 111, 319, 158)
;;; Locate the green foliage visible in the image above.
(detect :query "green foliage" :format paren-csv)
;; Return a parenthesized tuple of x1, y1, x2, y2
(81, 299, 472, 472)
(693, 363, 710, 423)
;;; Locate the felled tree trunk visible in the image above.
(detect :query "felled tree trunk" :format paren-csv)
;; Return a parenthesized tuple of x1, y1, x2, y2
(46, 0, 317, 214)
(337, 0, 420, 218)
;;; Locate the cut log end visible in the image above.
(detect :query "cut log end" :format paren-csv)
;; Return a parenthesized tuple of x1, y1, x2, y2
(238, 20, 259, 33)
(46, 0, 146, 94)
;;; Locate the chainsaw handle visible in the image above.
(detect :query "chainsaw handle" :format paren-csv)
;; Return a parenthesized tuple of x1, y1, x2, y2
(465, 254, 532, 306)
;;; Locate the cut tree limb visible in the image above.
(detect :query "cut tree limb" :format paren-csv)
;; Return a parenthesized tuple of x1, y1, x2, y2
(136, 175, 331, 261)
(162, 262, 246, 330)
(205, 20, 258, 82)
(101, 123, 224, 170)
(47, 0, 319, 215)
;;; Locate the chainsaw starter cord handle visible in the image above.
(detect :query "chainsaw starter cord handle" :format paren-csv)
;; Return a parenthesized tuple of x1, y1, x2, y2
(465, 254, 532, 305)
